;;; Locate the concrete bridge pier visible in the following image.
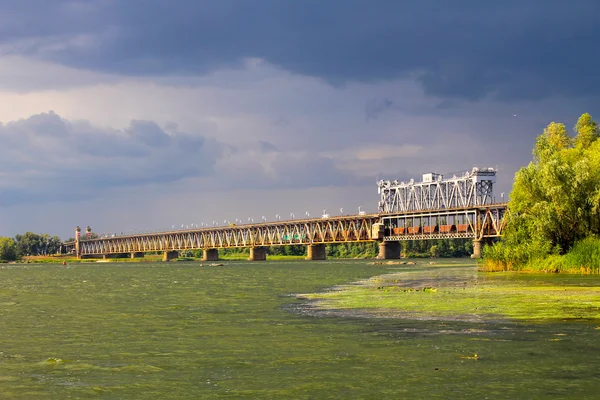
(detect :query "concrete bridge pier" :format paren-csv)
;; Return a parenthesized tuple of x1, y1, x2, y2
(131, 252, 144, 259)
(249, 247, 267, 261)
(377, 241, 401, 259)
(471, 240, 482, 259)
(306, 244, 326, 260)
(202, 248, 219, 261)
(163, 250, 179, 262)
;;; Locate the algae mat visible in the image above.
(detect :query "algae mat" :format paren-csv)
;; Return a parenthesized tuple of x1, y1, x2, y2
(1, 260, 599, 399)
(300, 261, 600, 321)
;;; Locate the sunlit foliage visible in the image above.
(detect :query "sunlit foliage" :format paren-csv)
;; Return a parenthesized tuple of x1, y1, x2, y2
(484, 113, 600, 272)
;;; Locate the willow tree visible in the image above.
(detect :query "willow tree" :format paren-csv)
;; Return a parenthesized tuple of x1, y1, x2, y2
(494, 113, 600, 263)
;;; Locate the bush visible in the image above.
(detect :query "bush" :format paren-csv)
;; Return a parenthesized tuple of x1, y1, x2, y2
(483, 236, 600, 274)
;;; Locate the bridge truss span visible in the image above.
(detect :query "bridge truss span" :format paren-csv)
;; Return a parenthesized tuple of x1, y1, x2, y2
(74, 215, 380, 256)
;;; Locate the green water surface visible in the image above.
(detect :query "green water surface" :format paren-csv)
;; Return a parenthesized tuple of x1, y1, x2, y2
(0, 260, 599, 399)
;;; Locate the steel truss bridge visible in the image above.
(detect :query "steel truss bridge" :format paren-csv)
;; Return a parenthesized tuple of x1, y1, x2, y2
(63, 167, 507, 260)
(64, 204, 507, 260)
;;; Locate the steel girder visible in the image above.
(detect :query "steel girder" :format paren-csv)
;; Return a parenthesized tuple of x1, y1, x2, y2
(68, 215, 380, 256)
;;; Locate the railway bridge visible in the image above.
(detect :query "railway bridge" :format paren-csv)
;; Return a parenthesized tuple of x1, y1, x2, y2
(63, 167, 508, 261)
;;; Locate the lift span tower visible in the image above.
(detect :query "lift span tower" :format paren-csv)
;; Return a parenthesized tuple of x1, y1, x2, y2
(377, 167, 497, 213)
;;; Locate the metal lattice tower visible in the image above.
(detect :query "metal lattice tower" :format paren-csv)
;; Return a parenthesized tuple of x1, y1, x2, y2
(377, 167, 497, 213)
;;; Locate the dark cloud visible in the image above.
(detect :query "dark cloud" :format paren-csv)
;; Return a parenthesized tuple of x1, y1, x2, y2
(2, 1, 599, 101)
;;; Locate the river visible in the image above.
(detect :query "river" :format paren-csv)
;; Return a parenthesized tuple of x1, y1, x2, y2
(0, 260, 598, 399)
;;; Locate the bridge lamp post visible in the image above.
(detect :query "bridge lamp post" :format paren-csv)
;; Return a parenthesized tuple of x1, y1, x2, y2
(340, 208, 343, 215)
(290, 213, 295, 219)
(358, 206, 362, 214)
(276, 214, 281, 220)
(248, 217, 254, 223)
(305, 211, 310, 218)
(262, 216, 266, 222)
(236, 218, 242, 224)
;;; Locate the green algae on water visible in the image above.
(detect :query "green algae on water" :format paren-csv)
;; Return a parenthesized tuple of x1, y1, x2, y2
(300, 261, 600, 321)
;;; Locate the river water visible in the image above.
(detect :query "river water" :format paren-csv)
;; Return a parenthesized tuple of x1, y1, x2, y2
(0, 260, 598, 399)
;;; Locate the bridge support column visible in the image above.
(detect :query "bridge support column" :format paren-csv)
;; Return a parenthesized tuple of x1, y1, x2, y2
(377, 241, 401, 259)
(306, 244, 326, 260)
(248, 247, 267, 261)
(202, 249, 219, 261)
(131, 252, 144, 259)
(471, 240, 482, 259)
(163, 251, 178, 262)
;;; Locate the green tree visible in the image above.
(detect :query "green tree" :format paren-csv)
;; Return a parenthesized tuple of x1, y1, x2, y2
(574, 112, 599, 149)
(429, 245, 439, 258)
(486, 113, 600, 268)
(0, 237, 18, 261)
(14, 232, 42, 257)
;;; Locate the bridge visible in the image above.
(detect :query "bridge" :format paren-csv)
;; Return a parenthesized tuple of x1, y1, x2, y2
(64, 167, 508, 261)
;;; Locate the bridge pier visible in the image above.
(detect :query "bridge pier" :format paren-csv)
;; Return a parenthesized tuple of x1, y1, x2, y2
(377, 241, 401, 259)
(131, 252, 144, 259)
(306, 244, 326, 260)
(202, 248, 219, 261)
(249, 247, 267, 261)
(471, 240, 482, 259)
(163, 250, 179, 262)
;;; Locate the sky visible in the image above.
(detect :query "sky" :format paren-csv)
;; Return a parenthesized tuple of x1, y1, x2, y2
(0, 0, 599, 239)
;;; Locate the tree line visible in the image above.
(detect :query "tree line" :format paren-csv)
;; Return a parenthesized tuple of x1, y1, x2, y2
(191, 239, 474, 259)
(0, 232, 63, 261)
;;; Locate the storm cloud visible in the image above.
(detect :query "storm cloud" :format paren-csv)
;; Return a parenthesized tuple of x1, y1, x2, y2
(1, 0, 599, 101)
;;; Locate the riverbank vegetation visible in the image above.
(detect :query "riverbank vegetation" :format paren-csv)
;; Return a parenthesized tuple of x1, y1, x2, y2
(483, 113, 600, 273)
(0, 232, 63, 262)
